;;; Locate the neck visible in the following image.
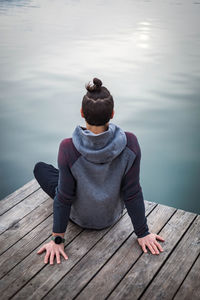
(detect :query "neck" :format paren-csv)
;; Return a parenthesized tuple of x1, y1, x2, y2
(85, 122, 109, 134)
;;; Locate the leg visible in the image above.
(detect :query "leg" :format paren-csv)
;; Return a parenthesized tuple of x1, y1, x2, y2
(33, 162, 59, 199)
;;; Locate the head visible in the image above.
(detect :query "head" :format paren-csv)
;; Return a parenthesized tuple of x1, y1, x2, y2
(81, 78, 114, 126)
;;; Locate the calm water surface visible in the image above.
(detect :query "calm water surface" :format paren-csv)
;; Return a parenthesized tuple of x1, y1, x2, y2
(0, 0, 200, 214)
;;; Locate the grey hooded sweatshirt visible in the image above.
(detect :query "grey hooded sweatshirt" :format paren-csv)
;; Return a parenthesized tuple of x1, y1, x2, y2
(53, 123, 150, 238)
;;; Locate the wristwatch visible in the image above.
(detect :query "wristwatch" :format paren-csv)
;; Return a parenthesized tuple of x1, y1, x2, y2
(51, 235, 65, 244)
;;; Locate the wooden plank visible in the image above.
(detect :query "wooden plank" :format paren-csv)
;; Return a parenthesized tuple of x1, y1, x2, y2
(0, 204, 131, 299)
(107, 211, 198, 300)
(0, 221, 83, 298)
(140, 215, 200, 300)
(0, 179, 39, 215)
(0, 197, 53, 256)
(44, 203, 172, 300)
(14, 202, 156, 300)
(0, 214, 82, 278)
(0, 213, 52, 277)
(0, 188, 49, 235)
(0, 217, 83, 279)
(73, 204, 176, 300)
(173, 254, 200, 300)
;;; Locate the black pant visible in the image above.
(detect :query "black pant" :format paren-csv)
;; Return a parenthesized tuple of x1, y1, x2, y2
(33, 162, 59, 199)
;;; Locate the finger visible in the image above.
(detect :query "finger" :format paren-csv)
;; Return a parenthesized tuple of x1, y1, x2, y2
(56, 251, 61, 264)
(154, 241, 164, 252)
(60, 249, 68, 260)
(37, 246, 46, 254)
(156, 234, 165, 241)
(50, 251, 55, 265)
(146, 242, 156, 255)
(150, 242, 160, 254)
(141, 243, 148, 253)
(44, 251, 50, 264)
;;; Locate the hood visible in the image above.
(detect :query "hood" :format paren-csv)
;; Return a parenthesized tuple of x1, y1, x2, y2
(72, 123, 127, 163)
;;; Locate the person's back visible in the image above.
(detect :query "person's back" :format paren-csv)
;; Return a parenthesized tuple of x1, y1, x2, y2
(59, 123, 138, 230)
(34, 77, 165, 265)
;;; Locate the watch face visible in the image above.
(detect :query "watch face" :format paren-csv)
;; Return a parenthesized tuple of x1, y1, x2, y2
(55, 236, 62, 244)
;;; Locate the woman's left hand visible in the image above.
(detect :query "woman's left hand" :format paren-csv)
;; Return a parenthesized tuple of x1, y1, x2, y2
(137, 233, 165, 255)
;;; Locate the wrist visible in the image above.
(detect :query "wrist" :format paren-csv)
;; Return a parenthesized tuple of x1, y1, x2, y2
(52, 232, 65, 238)
(137, 231, 150, 239)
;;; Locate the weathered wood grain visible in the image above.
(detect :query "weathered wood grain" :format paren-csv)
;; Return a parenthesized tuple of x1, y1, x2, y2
(24, 202, 156, 300)
(0, 179, 39, 215)
(0, 197, 53, 255)
(0, 178, 199, 300)
(0, 188, 49, 234)
(1, 213, 57, 278)
(73, 204, 176, 300)
(0, 221, 83, 298)
(44, 203, 170, 300)
(107, 210, 197, 300)
(173, 254, 200, 300)
(0, 207, 129, 299)
(140, 215, 200, 300)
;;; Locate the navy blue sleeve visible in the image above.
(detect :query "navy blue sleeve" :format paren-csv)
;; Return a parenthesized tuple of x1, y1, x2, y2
(121, 133, 150, 238)
(52, 139, 77, 233)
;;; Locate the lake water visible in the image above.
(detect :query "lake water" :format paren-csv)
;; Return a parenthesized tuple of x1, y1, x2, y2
(0, 0, 200, 214)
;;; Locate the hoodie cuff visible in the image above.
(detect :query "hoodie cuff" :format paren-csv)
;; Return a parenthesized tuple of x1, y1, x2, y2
(137, 230, 150, 238)
(135, 220, 150, 238)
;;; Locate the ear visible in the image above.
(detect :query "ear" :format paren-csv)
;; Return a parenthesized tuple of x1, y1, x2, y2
(110, 110, 115, 119)
(80, 108, 84, 118)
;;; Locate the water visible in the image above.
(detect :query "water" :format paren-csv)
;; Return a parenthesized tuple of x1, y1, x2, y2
(0, 0, 200, 214)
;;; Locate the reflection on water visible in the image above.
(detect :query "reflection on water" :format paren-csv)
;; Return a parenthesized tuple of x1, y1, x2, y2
(0, 0, 200, 214)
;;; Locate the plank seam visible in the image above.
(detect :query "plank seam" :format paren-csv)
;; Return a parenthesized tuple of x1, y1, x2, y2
(40, 210, 130, 300)
(7, 228, 85, 300)
(0, 186, 41, 216)
(0, 208, 53, 261)
(137, 213, 198, 300)
(72, 203, 158, 300)
(172, 251, 200, 300)
(0, 191, 49, 236)
(8, 210, 129, 300)
(104, 207, 178, 300)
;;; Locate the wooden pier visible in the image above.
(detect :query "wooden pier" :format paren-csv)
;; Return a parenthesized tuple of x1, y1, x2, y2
(0, 179, 199, 300)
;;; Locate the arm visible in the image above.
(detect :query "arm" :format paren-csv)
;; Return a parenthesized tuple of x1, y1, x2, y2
(52, 139, 76, 235)
(37, 139, 77, 264)
(121, 135, 150, 238)
(121, 134, 165, 255)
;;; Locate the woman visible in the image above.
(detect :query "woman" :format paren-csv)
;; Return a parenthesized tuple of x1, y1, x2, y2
(34, 77, 165, 265)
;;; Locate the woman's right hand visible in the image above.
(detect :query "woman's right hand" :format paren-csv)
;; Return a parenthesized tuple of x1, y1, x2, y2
(37, 240, 68, 264)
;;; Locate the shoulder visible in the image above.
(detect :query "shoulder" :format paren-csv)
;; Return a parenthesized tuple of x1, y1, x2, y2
(59, 138, 73, 149)
(124, 131, 140, 155)
(58, 138, 81, 167)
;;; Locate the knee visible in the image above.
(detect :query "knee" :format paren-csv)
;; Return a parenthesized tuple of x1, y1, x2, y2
(33, 161, 45, 178)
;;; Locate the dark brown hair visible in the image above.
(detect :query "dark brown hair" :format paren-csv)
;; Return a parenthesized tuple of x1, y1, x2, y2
(82, 78, 114, 126)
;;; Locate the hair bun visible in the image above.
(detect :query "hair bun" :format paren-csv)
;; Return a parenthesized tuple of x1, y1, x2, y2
(93, 78, 102, 88)
(85, 77, 102, 92)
